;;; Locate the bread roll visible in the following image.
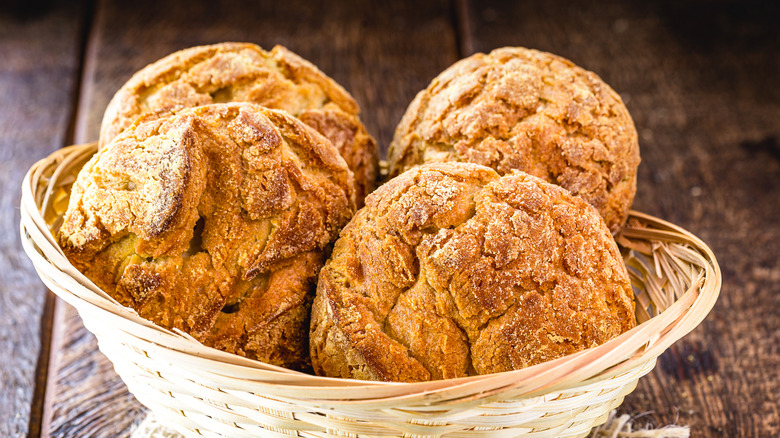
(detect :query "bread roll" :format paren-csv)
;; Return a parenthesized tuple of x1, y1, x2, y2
(60, 103, 355, 370)
(310, 162, 636, 381)
(388, 47, 640, 233)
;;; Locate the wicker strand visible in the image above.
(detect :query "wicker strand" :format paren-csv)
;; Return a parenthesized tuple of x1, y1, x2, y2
(131, 410, 690, 438)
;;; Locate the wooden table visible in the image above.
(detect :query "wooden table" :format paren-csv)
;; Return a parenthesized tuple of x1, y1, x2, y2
(2, 0, 778, 436)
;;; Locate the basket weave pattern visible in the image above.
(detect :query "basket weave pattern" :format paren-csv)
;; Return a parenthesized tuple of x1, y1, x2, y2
(20, 144, 721, 438)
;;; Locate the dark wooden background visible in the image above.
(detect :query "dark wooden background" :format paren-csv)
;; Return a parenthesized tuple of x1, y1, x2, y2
(1, 0, 778, 436)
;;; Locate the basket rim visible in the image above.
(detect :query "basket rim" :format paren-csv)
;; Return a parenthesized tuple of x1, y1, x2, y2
(19, 143, 722, 403)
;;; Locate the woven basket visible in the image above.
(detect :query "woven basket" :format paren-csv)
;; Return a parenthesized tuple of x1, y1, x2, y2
(21, 143, 721, 438)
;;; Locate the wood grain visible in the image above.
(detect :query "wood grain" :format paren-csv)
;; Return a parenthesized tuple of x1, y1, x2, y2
(45, 0, 460, 436)
(45, 303, 147, 438)
(460, 0, 780, 436)
(0, 1, 88, 436)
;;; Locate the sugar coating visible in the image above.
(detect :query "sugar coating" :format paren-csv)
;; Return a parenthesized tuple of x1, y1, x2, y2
(310, 162, 636, 382)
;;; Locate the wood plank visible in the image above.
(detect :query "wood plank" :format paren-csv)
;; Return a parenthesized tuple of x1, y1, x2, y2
(45, 0, 460, 436)
(459, 0, 780, 436)
(0, 1, 89, 436)
(45, 302, 147, 437)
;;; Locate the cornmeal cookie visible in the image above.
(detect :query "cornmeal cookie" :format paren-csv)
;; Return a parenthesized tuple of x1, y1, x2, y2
(388, 47, 640, 233)
(310, 162, 636, 382)
(100, 42, 377, 206)
(60, 103, 355, 370)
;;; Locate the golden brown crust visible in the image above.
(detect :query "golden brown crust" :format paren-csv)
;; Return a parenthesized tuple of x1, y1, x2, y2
(387, 47, 640, 234)
(61, 103, 355, 369)
(310, 162, 636, 382)
(100, 42, 377, 206)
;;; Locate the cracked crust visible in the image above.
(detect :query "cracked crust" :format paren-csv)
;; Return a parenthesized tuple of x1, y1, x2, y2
(310, 162, 636, 382)
(100, 42, 377, 206)
(387, 47, 640, 234)
(60, 103, 355, 370)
